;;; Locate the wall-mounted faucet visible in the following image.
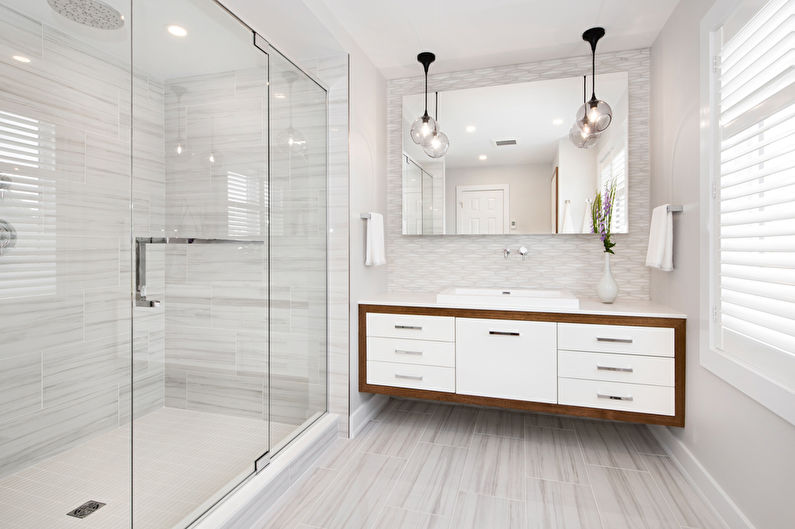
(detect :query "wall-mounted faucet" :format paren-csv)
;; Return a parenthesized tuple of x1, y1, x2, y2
(519, 246, 528, 261)
(503, 248, 511, 260)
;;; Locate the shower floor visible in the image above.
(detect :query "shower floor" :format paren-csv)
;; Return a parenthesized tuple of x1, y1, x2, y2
(0, 407, 297, 529)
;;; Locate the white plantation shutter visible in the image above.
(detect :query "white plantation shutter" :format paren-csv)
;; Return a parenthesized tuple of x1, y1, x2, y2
(715, 0, 795, 388)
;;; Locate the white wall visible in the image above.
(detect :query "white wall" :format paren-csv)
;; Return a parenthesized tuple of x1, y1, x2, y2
(650, 2, 795, 528)
(445, 164, 551, 233)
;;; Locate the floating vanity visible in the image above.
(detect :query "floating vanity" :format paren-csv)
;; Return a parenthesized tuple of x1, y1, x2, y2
(359, 293, 686, 427)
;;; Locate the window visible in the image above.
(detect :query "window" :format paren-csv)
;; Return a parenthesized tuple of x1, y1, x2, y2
(599, 146, 628, 233)
(0, 110, 56, 299)
(227, 170, 266, 238)
(702, 0, 795, 424)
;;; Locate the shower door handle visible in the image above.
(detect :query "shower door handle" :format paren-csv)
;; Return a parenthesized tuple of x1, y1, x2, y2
(135, 237, 163, 308)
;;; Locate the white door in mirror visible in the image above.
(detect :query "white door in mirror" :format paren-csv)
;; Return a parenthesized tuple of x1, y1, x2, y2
(455, 318, 557, 403)
(457, 185, 509, 234)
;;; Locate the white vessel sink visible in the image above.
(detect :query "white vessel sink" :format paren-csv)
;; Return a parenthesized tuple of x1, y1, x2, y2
(436, 287, 580, 310)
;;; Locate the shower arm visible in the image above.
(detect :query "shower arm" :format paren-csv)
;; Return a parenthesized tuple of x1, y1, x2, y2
(134, 236, 265, 308)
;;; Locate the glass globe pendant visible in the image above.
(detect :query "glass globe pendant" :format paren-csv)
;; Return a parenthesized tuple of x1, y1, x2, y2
(576, 27, 613, 135)
(571, 76, 600, 149)
(423, 92, 450, 158)
(410, 52, 438, 145)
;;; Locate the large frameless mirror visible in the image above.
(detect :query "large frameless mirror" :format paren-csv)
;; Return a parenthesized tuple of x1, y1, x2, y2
(402, 72, 629, 235)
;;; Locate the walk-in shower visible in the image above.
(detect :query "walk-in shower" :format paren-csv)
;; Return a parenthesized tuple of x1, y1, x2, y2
(0, 0, 328, 527)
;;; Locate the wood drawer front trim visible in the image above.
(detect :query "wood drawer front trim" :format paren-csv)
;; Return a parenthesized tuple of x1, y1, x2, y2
(358, 304, 686, 427)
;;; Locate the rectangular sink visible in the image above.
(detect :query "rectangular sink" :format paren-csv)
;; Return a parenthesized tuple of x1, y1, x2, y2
(436, 287, 580, 310)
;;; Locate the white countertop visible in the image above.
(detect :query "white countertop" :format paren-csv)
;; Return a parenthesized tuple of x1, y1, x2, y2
(359, 292, 687, 319)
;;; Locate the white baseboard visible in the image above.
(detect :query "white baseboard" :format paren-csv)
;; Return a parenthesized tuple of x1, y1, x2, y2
(349, 394, 389, 438)
(649, 425, 754, 529)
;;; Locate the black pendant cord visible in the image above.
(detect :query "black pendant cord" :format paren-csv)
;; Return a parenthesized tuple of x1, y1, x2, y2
(417, 52, 436, 120)
(591, 45, 596, 101)
(582, 75, 586, 104)
(582, 27, 605, 104)
(435, 91, 439, 121)
(423, 67, 429, 118)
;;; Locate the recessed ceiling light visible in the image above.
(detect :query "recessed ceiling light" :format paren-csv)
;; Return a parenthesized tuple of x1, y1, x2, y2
(12, 55, 31, 63)
(465, 125, 476, 133)
(273, 93, 286, 99)
(167, 25, 188, 37)
(552, 118, 564, 125)
(478, 154, 487, 161)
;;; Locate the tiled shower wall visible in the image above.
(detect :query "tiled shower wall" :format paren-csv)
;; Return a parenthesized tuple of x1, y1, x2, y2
(386, 49, 652, 299)
(0, 4, 165, 476)
(161, 68, 271, 423)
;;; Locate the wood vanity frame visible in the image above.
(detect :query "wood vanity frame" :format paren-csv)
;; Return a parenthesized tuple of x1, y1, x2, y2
(359, 304, 686, 427)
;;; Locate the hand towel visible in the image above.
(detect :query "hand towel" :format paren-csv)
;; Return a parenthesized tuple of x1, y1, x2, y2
(581, 199, 593, 233)
(561, 200, 576, 233)
(646, 204, 673, 271)
(365, 212, 386, 266)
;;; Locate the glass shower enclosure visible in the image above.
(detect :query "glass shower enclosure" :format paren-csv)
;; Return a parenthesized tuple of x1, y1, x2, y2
(0, 0, 328, 527)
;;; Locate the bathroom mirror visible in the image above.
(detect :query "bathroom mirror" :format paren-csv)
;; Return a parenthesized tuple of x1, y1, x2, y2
(401, 72, 629, 235)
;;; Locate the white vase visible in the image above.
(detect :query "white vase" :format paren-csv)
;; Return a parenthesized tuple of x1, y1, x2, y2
(597, 252, 618, 303)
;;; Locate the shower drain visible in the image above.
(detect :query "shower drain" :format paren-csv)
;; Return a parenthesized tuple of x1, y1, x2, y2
(66, 500, 106, 519)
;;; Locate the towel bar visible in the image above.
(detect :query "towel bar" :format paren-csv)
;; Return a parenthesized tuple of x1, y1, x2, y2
(360, 213, 372, 219)
(667, 205, 683, 213)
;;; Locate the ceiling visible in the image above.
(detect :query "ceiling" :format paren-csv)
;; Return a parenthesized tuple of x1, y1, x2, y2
(3, 0, 268, 80)
(316, 0, 680, 78)
(402, 72, 628, 169)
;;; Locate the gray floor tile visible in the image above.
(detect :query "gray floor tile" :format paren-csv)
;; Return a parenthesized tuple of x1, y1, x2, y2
(384, 397, 442, 415)
(575, 420, 646, 470)
(524, 412, 580, 430)
(301, 452, 405, 529)
(358, 408, 430, 458)
(387, 441, 468, 516)
(460, 434, 525, 500)
(451, 490, 524, 529)
(525, 426, 589, 485)
(421, 405, 478, 447)
(525, 477, 602, 529)
(259, 467, 337, 529)
(475, 409, 525, 439)
(623, 424, 667, 455)
(372, 506, 450, 529)
(588, 465, 679, 529)
(640, 454, 728, 529)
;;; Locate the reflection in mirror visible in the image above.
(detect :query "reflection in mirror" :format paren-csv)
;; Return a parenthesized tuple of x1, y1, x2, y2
(402, 72, 629, 235)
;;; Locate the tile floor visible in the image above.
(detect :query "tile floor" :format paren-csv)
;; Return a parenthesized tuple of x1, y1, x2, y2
(259, 398, 728, 529)
(0, 407, 296, 529)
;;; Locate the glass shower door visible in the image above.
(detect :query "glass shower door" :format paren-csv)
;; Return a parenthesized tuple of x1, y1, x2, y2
(131, 1, 270, 527)
(267, 46, 328, 453)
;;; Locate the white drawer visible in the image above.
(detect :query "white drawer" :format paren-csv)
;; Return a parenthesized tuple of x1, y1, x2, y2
(456, 318, 557, 403)
(366, 361, 455, 392)
(366, 313, 455, 342)
(558, 323, 674, 357)
(558, 350, 674, 387)
(367, 337, 455, 367)
(558, 378, 675, 416)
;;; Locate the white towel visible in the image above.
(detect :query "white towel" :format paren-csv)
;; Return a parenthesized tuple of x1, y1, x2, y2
(561, 200, 576, 234)
(581, 199, 593, 233)
(365, 212, 386, 266)
(646, 204, 673, 271)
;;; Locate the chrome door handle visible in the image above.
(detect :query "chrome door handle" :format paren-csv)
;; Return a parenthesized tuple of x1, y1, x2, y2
(395, 374, 423, 380)
(596, 337, 633, 343)
(597, 392, 634, 401)
(596, 365, 633, 372)
(489, 330, 520, 336)
(395, 349, 423, 355)
(395, 324, 423, 330)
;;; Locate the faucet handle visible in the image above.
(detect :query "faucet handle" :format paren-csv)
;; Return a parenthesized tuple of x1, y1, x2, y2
(503, 248, 511, 260)
(519, 246, 528, 261)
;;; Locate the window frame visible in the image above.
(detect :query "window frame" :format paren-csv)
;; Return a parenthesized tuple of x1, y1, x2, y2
(699, 0, 795, 425)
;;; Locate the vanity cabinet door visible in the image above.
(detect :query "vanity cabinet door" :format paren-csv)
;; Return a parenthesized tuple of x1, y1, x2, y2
(455, 318, 557, 403)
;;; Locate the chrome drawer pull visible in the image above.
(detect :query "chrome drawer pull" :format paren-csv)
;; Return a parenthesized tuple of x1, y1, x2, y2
(489, 330, 521, 336)
(395, 324, 423, 330)
(596, 337, 633, 343)
(596, 364, 634, 373)
(395, 374, 423, 380)
(597, 392, 634, 401)
(395, 349, 423, 355)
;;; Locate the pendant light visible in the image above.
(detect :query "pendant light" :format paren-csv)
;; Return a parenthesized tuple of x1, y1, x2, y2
(172, 85, 186, 155)
(275, 70, 308, 155)
(410, 52, 438, 145)
(570, 76, 599, 149)
(423, 92, 450, 158)
(575, 27, 612, 135)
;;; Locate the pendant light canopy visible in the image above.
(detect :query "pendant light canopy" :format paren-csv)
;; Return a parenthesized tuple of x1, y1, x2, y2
(575, 27, 613, 136)
(423, 92, 450, 158)
(410, 52, 438, 146)
(570, 76, 599, 149)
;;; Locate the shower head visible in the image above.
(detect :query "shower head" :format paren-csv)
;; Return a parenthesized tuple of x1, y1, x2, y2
(47, 0, 124, 30)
